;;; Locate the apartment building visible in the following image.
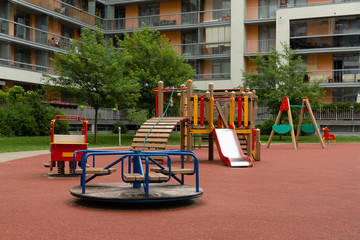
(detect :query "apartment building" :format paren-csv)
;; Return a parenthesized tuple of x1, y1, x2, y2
(0, 0, 359, 102)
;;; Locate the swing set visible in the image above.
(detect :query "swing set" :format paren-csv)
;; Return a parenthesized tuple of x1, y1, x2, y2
(267, 97, 325, 149)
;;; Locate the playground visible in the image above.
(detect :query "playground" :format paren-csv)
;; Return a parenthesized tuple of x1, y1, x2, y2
(1, 143, 360, 239)
(1, 80, 359, 239)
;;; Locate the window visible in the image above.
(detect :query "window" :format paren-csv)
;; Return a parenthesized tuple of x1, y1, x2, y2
(139, 3, 160, 27)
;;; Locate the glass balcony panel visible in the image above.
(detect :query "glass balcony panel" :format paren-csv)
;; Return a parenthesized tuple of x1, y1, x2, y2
(246, 5, 278, 20)
(105, 9, 230, 31)
(246, 39, 276, 53)
(305, 69, 360, 83)
(290, 34, 360, 49)
(0, 18, 77, 51)
(172, 42, 231, 57)
(194, 73, 230, 80)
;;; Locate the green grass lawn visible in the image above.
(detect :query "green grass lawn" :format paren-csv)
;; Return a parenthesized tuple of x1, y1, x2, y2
(0, 133, 359, 153)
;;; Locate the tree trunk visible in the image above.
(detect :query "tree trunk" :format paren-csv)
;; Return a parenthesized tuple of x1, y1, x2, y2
(94, 107, 98, 144)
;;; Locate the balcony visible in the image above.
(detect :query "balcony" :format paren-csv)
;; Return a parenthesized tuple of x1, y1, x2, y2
(280, 0, 360, 8)
(14, 0, 101, 27)
(172, 42, 231, 60)
(0, 18, 76, 52)
(104, 9, 231, 33)
(245, 39, 276, 55)
(290, 34, 360, 52)
(245, 5, 278, 21)
(194, 73, 230, 81)
(304, 69, 360, 85)
(0, 57, 55, 74)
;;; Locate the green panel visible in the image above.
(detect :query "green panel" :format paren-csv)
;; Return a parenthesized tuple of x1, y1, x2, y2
(272, 125, 292, 134)
(301, 124, 319, 134)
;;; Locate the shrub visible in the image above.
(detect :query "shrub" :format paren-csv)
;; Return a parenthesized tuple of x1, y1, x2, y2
(0, 102, 69, 136)
(127, 109, 149, 127)
(258, 118, 275, 135)
(113, 121, 128, 133)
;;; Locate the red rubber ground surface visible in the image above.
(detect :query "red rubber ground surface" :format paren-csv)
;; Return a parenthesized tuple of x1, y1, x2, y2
(1, 143, 359, 240)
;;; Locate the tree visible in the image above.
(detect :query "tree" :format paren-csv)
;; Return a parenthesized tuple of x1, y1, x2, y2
(120, 25, 195, 113)
(43, 28, 139, 143)
(242, 43, 324, 115)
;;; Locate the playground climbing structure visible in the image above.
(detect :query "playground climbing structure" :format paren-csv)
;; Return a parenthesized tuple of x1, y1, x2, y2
(151, 80, 261, 167)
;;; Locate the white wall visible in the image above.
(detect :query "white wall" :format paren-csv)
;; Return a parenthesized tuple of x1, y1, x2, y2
(276, 2, 360, 52)
(0, 66, 45, 85)
(230, 0, 246, 88)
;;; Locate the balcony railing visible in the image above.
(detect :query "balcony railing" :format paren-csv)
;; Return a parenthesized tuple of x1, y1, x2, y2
(0, 18, 76, 51)
(246, 39, 276, 54)
(290, 34, 360, 50)
(53, 0, 103, 26)
(21, 0, 101, 26)
(246, 5, 278, 20)
(54, 105, 121, 121)
(0, 58, 55, 73)
(280, 0, 360, 8)
(194, 72, 230, 81)
(172, 42, 231, 57)
(246, 0, 360, 21)
(305, 69, 360, 84)
(104, 9, 231, 31)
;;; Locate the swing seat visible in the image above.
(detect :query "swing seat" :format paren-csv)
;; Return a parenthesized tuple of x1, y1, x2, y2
(272, 125, 292, 134)
(301, 124, 319, 134)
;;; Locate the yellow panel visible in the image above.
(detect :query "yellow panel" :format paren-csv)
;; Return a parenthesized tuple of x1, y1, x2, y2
(235, 129, 251, 134)
(190, 129, 212, 134)
(62, 152, 74, 158)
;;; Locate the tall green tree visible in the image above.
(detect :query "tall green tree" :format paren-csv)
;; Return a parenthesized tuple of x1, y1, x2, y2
(120, 26, 195, 113)
(43, 28, 139, 143)
(243, 43, 324, 115)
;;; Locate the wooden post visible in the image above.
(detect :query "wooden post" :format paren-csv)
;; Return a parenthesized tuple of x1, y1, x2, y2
(267, 109, 283, 148)
(180, 84, 186, 151)
(255, 128, 261, 161)
(229, 91, 235, 127)
(186, 80, 193, 155)
(157, 81, 164, 117)
(208, 82, 214, 161)
(304, 98, 326, 149)
(295, 101, 305, 146)
(286, 98, 297, 150)
(246, 91, 253, 155)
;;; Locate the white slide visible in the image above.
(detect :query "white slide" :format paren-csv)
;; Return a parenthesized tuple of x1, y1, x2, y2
(213, 128, 253, 167)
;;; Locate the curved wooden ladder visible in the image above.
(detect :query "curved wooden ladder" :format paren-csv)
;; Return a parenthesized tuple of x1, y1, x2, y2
(132, 117, 187, 152)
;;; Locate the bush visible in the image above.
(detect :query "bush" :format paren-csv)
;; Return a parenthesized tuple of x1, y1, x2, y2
(113, 121, 128, 133)
(258, 118, 275, 135)
(127, 109, 149, 127)
(0, 102, 69, 136)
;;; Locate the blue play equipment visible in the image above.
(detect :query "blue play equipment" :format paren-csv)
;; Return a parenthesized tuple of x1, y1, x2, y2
(70, 149, 203, 202)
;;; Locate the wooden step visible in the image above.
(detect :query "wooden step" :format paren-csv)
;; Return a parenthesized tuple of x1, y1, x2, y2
(123, 173, 167, 182)
(75, 168, 116, 174)
(150, 167, 194, 175)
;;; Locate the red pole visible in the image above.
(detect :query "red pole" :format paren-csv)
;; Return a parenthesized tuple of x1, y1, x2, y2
(200, 95, 205, 126)
(155, 91, 158, 117)
(238, 96, 242, 127)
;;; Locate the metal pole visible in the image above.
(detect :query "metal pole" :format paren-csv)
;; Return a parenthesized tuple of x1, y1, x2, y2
(118, 127, 121, 146)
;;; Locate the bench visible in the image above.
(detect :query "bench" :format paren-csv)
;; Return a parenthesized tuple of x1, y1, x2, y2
(75, 168, 116, 174)
(123, 173, 168, 182)
(151, 167, 194, 175)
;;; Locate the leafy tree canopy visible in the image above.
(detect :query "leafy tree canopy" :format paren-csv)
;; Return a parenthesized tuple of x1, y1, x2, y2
(43, 28, 140, 143)
(242, 43, 324, 115)
(120, 25, 195, 112)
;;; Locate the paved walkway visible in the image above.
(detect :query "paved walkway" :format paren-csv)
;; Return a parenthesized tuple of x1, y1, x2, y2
(0, 150, 49, 163)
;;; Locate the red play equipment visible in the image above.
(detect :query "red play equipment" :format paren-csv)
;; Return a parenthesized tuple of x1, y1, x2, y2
(48, 115, 88, 175)
(322, 127, 336, 144)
